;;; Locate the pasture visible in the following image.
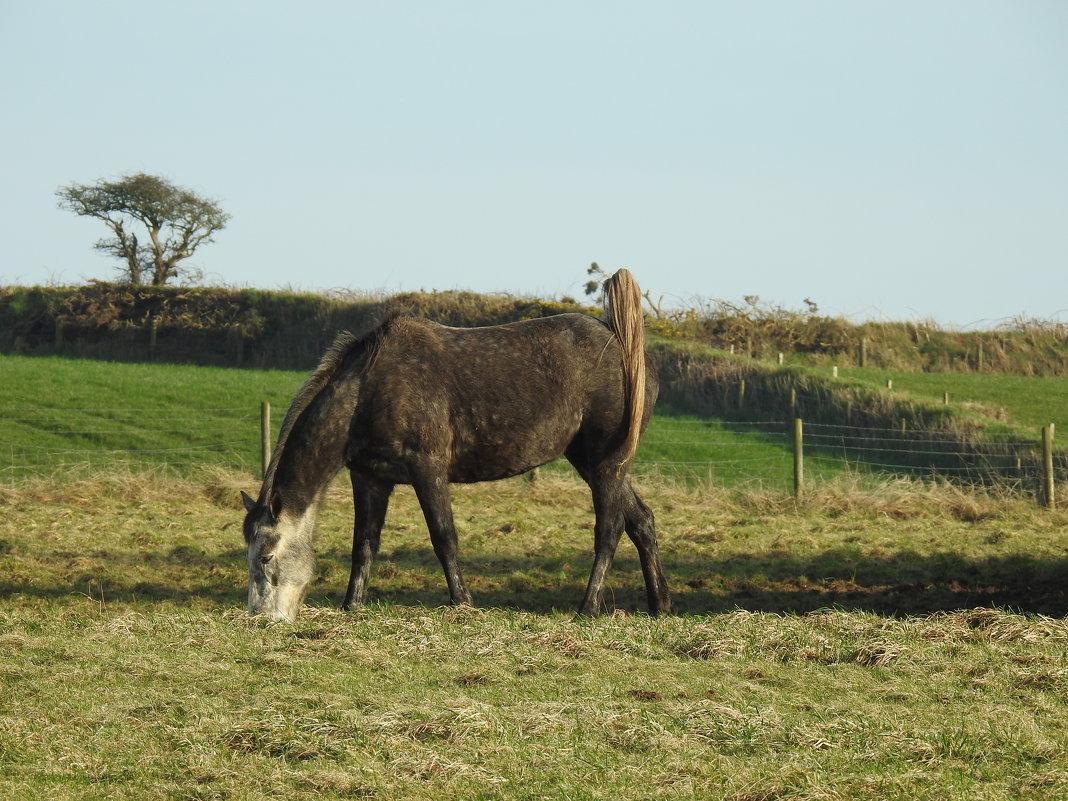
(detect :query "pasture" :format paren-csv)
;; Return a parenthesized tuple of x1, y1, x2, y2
(0, 355, 846, 488)
(5, 354, 1066, 491)
(841, 369, 1066, 432)
(2, 352, 1067, 797)
(2, 468, 1067, 800)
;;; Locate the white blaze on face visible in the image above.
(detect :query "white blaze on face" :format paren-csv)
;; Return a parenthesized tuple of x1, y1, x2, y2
(246, 507, 318, 622)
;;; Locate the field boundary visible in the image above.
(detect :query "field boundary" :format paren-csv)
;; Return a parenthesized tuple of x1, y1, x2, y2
(4, 404, 1063, 505)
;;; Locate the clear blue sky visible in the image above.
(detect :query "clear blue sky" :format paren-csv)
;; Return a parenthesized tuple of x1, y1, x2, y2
(2, 1, 1065, 328)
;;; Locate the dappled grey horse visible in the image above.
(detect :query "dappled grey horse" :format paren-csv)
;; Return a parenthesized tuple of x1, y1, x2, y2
(241, 269, 671, 621)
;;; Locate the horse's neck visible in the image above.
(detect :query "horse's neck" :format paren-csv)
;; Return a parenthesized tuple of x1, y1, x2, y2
(273, 373, 360, 511)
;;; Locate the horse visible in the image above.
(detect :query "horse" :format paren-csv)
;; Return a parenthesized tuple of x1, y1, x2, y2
(240, 269, 671, 621)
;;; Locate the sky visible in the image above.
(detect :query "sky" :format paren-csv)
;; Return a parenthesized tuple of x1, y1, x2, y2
(1, 1, 1066, 329)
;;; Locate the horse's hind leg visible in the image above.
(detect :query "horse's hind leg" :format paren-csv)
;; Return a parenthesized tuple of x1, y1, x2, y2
(622, 481, 672, 616)
(411, 469, 473, 607)
(343, 474, 393, 610)
(576, 475, 626, 617)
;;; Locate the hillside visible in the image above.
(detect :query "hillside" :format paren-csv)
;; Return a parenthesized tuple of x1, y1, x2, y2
(2, 282, 1067, 375)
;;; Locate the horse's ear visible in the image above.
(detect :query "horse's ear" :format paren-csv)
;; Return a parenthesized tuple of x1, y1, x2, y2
(268, 491, 283, 521)
(241, 491, 257, 514)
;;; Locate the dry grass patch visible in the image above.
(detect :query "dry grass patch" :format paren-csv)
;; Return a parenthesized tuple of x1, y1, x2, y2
(2, 471, 1067, 799)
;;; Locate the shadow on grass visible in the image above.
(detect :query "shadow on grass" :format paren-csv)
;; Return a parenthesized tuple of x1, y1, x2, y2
(0, 547, 249, 609)
(3, 545, 1066, 618)
(312, 546, 1068, 618)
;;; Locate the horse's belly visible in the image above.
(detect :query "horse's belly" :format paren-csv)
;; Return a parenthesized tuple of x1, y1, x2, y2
(447, 447, 553, 483)
(447, 416, 578, 483)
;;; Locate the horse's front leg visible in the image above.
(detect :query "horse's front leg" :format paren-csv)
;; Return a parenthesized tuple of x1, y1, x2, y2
(411, 468, 473, 606)
(343, 473, 393, 610)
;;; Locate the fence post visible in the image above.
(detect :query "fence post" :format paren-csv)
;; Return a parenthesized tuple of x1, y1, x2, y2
(793, 418, 804, 499)
(1041, 423, 1055, 508)
(149, 317, 158, 360)
(261, 402, 271, 479)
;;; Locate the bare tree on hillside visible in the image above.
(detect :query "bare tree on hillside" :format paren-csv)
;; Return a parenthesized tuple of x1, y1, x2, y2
(56, 173, 230, 286)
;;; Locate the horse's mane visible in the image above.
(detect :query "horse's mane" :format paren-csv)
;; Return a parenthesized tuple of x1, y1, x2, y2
(259, 327, 381, 501)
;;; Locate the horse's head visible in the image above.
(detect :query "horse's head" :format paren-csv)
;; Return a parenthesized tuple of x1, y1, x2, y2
(241, 490, 317, 622)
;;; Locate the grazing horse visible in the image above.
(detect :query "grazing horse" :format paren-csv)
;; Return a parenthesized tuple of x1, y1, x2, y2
(241, 269, 671, 621)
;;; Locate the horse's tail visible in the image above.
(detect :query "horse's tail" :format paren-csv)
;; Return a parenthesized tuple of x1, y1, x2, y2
(604, 268, 647, 471)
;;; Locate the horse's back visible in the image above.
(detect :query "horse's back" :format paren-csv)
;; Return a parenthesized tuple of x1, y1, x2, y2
(378, 313, 615, 382)
(347, 313, 644, 482)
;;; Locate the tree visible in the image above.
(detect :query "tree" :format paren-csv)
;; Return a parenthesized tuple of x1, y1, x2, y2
(56, 173, 230, 286)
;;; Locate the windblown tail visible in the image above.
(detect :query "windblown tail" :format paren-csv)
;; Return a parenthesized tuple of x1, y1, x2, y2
(603, 268, 647, 471)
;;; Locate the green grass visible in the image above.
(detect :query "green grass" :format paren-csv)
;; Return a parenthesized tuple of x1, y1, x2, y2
(635, 413, 853, 489)
(837, 368, 1067, 434)
(2, 471, 1067, 799)
(0, 354, 305, 478)
(0, 355, 821, 489)
(2, 355, 1064, 491)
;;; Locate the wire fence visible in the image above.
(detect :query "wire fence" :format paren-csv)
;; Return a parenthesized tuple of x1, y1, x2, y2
(2, 406, 260, 482)
(2, 406, 1063, 502)
(630, 418, 1062, 502)
(630, 419, 793, 486)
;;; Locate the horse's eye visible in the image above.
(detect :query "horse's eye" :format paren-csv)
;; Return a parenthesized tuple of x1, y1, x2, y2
(261, 554, 274, 566)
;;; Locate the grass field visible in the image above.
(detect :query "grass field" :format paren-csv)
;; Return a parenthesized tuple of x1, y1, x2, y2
(2, 469, 1067, 799)
(0, 354, 304, 478)
(837, 369, 1067, 433)
(1, 355, 850, 489)
(9, 354, 1067, 492)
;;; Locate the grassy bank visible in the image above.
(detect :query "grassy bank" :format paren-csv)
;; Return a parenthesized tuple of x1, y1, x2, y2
(841, 369, 1067, 432)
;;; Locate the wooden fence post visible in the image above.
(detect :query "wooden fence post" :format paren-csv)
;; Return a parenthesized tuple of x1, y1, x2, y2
(149, 317, 158, 359)
(1041, 423, 1055, 508)
(261, 402, 271, 479)
(793, 418, 804, 500)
